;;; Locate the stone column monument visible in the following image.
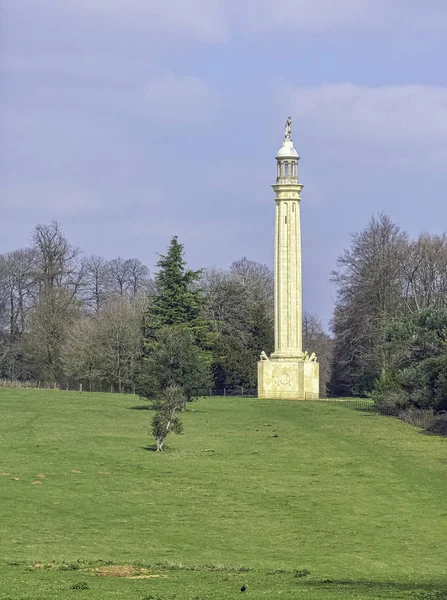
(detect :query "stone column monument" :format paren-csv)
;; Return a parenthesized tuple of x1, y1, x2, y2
(258, 118, 319, 400)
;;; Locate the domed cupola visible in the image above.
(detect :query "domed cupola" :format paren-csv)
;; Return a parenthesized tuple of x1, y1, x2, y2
(276, 117, 300, 184)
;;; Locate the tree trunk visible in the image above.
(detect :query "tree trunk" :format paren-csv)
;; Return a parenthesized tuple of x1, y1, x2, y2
(156, 437, 165, 452)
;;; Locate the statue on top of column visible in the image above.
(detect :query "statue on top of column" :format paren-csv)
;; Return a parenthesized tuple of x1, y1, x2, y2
(284, 117, 292, 140)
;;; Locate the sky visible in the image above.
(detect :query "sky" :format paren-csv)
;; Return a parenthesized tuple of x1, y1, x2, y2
(2, 0, 447, 327)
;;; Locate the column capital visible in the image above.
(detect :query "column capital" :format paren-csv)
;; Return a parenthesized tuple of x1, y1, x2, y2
(272, 183, 303, 201)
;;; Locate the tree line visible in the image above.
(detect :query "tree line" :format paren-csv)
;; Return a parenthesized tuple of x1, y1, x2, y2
(2, 217, 446, 436)
(0, 221, 332, 395)
(331, 213, 447, 435)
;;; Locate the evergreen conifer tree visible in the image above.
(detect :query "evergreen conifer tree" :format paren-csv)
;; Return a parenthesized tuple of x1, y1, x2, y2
(138, 236, 214, 400)
(145, 236, 214, 350)
(151, 236, 203, 328)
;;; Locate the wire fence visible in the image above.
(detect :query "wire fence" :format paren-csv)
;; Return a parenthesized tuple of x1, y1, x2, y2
(0, 380, 267, 397)
(196, 387, 259, 397)
(0, 378, 440, 430)
(318, 397, 376, 412)
(0, 380, 380, 406)
(0, 378, 435, 410)
(0, 378, 135, 394)
(0, 380, 376, 409)
(0, 379, 261, 397)
(318, 397, 437, 429)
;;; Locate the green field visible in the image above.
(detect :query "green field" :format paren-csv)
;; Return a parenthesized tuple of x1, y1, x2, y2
(0, 389, 446, 599)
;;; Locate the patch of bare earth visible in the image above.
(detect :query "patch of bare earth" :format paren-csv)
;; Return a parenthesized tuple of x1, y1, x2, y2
(95, 566, 137, 577)
(31, 481, 43, 485)
(94, 566, 165, 579)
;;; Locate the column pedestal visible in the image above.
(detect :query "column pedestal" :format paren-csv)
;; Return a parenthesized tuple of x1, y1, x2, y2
(258, 359, 319, 400)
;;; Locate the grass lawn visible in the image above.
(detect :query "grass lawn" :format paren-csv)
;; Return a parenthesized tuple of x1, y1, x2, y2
(0, 389, 446, 599)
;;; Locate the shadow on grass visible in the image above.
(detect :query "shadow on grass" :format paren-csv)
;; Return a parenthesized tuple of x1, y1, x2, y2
(141, 445, 176, 453)
(129, 405, 206, 414)
(304, 579, 447, 597)
(141, 445, 157, 452)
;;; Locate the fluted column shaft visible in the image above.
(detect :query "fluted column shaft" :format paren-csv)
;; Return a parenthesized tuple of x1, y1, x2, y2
(272, 183, 303, 359)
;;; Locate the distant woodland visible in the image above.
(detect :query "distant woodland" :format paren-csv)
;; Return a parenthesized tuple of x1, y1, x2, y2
(1, 216, 447, 433)
(0, 221, 330, 394)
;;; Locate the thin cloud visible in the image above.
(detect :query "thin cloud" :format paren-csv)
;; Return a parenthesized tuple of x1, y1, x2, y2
(47, 0, 447, 38)
(282, 83, 447, 164)
(233, 0, 447, 34)
(145, 74, 216, 125)
(71, 0, 228, 42)
(1, 183, 104, 218)
(232, 0, 385, 34)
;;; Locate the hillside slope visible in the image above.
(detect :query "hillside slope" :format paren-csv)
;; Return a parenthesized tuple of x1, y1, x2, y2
(0, 389, 445, 599)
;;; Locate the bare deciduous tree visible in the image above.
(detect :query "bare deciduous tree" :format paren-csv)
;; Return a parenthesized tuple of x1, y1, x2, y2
(108, 257, 130, 296)
(81, 255, 112, 313)
(0, 248, 37, 337)
(229, 257, 274, 318)
(32, 221, 82, 297)
(302, 312, 333, 397)
(402, 234, 447, 312)
(24, 288, 80, 381)
(107, 257, 151, 298)
(125, 258, 152, 297)
(331, 214, 408, 395)
(0, 222, 152, 386)
(61, 317, 101, 389)
(95, 297, 143, 392)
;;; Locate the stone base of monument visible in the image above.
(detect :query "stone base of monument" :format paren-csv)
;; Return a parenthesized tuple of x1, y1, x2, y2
(257, 359, 319, 400)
